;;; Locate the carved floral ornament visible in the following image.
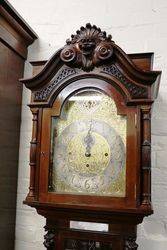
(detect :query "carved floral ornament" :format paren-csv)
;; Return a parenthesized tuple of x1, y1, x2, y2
(60, 23, 114, 71)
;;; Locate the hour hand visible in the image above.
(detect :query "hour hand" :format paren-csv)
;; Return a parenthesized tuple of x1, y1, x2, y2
(85, 148, 91, 157)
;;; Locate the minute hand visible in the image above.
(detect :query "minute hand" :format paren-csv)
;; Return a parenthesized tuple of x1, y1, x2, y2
(84, 124, 94, 157)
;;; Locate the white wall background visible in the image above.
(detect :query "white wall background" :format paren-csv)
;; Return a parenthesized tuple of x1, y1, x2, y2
(8, 0, 167, 249)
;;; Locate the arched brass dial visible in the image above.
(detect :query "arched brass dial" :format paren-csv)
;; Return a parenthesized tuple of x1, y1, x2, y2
(51, 90, 126, 196)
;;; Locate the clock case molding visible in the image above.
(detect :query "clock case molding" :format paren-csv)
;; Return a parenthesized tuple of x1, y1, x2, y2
(20, 24, 161, 249)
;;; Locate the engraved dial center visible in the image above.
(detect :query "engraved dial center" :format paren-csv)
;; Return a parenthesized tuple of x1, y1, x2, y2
(67, 131, 110, 175)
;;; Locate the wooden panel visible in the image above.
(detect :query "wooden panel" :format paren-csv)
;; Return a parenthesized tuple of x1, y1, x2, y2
(0, 1, 37, 249)
(0, 15, 27, 59)
(0, 0, 37, 59)
(0, 42, 24, 250)
(129, 53, 153, 71)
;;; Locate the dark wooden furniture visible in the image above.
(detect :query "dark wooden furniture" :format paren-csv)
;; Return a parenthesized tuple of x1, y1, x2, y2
(21, 24, 161, 250)
(0, 1, 37, 249)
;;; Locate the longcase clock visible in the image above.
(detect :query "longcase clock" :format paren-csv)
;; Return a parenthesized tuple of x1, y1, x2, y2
(20, 24, 161, 250)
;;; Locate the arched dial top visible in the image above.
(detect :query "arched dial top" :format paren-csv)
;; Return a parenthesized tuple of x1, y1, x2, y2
(50, 89, 126, 197)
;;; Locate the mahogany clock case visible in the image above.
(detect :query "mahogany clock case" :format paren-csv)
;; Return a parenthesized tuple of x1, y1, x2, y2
(20, 24, 161, 249)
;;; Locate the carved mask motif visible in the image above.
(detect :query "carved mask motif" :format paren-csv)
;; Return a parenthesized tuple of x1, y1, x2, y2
(60, 23, 114, 71)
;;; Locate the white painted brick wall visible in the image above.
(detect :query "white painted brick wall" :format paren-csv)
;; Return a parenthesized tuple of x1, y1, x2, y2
(8, 0, 167, 249)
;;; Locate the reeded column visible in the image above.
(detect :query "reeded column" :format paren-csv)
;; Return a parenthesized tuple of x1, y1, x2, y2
(27, 108, 39, 200)
(141, 106, 151, 206)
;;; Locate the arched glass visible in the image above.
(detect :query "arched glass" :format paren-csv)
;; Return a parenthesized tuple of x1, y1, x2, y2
(50, 89, 127, 197)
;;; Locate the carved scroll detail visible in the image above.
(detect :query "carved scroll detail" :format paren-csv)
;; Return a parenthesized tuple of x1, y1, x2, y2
(141, 106, 151, 206)
(34, 67, 76, 101)
(102, 65, 148, 98)
(124, 236, 138, 249)
(27, 108, 38, 200)
(65, 239, 112, 250)
(43, 226, 56, 250)
(60, 23, 114, 71)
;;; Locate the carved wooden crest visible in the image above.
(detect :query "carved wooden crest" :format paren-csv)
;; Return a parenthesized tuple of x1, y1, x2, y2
(60, 23, 114, 71)
(20, 23, 161, 106)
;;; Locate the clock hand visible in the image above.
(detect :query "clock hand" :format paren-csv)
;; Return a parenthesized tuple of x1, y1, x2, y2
(84, 120, 94, 157)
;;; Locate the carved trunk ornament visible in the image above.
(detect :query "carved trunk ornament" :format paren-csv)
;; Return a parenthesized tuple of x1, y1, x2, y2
(43, 226, 56, 250)
(124, 237, 138, 250)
